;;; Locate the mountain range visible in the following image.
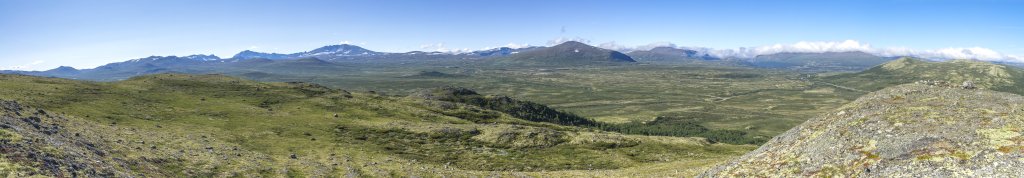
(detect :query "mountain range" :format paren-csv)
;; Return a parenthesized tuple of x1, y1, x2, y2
(627, 46, 719, 62)
(749, 51, 897, 71)
(232, 44, 384, 60)
(5, 41, 1019, 82)
(488, 41, 636, 66)
(4, 39, 1024, 177)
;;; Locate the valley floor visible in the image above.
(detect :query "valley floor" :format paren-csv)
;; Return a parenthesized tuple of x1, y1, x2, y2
(248, 64, 864, 137)
(0, 74, 756, 177)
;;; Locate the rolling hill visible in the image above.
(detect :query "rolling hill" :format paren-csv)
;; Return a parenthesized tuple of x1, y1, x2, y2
(702, 83, 1024, 177)
(0, 73, 754, 177)
(821, 57, 1024, 95)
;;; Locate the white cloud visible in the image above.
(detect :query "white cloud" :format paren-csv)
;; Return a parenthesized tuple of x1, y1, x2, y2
(597, 41, 677, 52)
(635, 42, 677, 51)
(480, 43, 535, 50)
(597, 41, 631, 51)
(695, 40, 874, 58)
(753, 40, 873, 56)
(419, 43, 472, 54)
(1, 60, 45, 70)
(674, 40, 1023, 63)
(908, 47, 1013, 62)
(1009, 55, 1023, 62)
(547, 37, 590, 46)
(339, 41, 352, 45)
(503, 43, 532, 49)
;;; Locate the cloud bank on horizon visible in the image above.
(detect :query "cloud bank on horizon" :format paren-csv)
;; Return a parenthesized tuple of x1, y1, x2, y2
(589, 39, 1022, 63)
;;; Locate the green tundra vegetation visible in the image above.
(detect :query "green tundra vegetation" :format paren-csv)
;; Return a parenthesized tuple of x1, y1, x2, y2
(6, 51, 1016, 177)
(822, 57, 1024, 95)
(249, 64, 863, 138)
(409, 86, 768, 144)
(0, 74, 755, 177)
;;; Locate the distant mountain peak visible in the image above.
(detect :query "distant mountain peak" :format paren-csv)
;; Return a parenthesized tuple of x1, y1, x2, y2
(53, 66, 77, 70)
(184, 54, 221, 61)
(470, 46, 541, 57)
(748, 51, 892, 71)
(42, 66, 80, 75)
(554, 41, 588, 47)
(304, 44, 380, 57)
(232, 50, 290, 60)
(493, 41, 636, 65)
(233, 44, 382, 60)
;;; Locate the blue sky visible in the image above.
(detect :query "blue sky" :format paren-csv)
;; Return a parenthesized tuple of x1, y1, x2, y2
(1, 0, 1022, 70)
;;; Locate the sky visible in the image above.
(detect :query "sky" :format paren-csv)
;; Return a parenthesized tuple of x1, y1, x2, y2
(1, 0, 1022, 71)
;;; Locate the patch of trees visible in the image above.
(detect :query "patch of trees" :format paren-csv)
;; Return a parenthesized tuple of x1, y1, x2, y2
(599, 116, 767, 145)
(456, 95, 766, 145)
(439, 93, 602, 127)
(431, 87, 766, 145)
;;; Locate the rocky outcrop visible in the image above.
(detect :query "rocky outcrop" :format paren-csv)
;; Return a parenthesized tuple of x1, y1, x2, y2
(0, 100, 129, 177)
(701, 84, 1024, 177)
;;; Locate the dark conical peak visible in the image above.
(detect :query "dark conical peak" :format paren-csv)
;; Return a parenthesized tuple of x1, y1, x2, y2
(310, 44, 368, 53)
(312, 44, 357, 51)
(45, 66, 78, 72)
(53, 66, 77, 70)
(552, 41, 591, 48)
(233, 50, 258, 56)
(304, 44, 381, 56)
(548, 41, 606, 52)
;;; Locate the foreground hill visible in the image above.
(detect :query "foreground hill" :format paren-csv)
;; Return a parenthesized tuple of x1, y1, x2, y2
(0, 74, 752, 177)
(490, 41, 636, 66)
(822, 57, 1024, 94)
(702, 83, 1024, 177)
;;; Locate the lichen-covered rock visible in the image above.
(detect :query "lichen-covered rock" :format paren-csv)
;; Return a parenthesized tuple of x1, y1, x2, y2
(701, 83, 1024, 177)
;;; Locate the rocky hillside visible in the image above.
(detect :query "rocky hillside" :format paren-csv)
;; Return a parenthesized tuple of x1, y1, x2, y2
(701, 83, 1024, 177)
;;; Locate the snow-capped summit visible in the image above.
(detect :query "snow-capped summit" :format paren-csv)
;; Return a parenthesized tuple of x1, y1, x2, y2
(184, 54, 221, 61)
(232, 44, 384, 60)
(302, 44, 382, 57)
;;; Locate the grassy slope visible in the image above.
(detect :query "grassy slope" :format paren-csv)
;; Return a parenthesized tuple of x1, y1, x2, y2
(295, 65, 860, 137)
(822, 58, 1024, 95)
(0, 74, 753, 177)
